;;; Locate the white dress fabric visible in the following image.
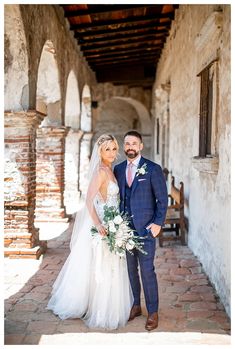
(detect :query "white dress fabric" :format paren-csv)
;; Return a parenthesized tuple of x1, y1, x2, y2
(47, 181, 133, 330)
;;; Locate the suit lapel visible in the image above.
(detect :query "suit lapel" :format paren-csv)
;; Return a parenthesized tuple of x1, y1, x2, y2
(131, 156, 145, 194)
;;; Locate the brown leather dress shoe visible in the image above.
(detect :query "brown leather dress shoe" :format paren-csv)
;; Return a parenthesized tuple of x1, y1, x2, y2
(128, 305, 142, 321)
(145, 312, 158, 331)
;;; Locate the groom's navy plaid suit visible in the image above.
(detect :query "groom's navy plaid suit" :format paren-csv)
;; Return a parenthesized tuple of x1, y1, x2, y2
(114, 156, 168, 313)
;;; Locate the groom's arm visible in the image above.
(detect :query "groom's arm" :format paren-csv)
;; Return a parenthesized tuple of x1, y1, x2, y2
(150, 164, 168, 226)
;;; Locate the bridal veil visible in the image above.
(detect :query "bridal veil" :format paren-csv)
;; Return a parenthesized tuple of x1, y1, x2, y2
(47, 140, 101, 319)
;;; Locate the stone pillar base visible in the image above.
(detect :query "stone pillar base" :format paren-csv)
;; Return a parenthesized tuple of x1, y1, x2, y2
(34, 208, 69, 223)
(4, 240, 47, 259)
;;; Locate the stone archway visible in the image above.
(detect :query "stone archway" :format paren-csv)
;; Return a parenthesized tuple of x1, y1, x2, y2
(64, 71, 82, 214)
(4, 4, 29, 111)
(81, 84, 92, 132)
(64, 70, 80, 129)
(79, 84, 93, 197)
(114, 97, 152, 135)
(95, 96, 152, 161)
(36, 40, 61, 125)
(35, 40, 67, 223)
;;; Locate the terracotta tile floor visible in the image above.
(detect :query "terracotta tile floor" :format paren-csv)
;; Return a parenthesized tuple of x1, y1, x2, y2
(4, 221, 231, 345)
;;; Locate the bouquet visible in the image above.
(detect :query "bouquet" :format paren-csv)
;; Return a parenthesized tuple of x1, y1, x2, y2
(91, 205, 147, 257)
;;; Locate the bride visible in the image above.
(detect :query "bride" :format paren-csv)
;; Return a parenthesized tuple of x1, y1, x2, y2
(47, 134, 133, 329)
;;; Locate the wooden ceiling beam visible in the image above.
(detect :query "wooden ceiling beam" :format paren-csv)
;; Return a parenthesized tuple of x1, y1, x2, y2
(80, 37, 164, 52)
(84, 46, 163, 58)
(90, 57, 158, 67)
(77, 30, 168, 44)
(88, 51, 160, 63)
(74, 22, 171, 38)
(62, 5, 152, 17)
(70, 13, 174, 31)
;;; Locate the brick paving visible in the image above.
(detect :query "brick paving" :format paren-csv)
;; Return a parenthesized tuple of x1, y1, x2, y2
(4, 221, 231, 345)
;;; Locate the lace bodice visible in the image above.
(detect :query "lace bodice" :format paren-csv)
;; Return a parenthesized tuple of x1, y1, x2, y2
(94, 181, 119, 220)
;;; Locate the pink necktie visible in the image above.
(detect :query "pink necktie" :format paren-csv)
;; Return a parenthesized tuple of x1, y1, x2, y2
(127, 163, 133, 187)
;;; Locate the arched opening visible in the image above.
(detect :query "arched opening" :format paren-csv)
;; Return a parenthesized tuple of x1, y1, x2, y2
(4, 4, 29, 111)
(36, 40, 61, 125)
(78, 84, 92, 198)
(65, 70, 80, 128)
(64, 71, 82, 214)
(35, 40, 67, 223)
(95, 97, 151, 161)
(81, 84, 92, 132)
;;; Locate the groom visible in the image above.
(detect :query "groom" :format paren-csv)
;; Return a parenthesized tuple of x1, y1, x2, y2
(114, 130, 168, 331)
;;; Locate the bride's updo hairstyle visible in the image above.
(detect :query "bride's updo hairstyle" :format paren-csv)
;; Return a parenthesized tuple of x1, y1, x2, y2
(96, 134, 119, 159)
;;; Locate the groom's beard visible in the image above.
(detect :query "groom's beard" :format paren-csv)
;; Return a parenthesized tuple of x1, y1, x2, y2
(125, 150, 139, 159)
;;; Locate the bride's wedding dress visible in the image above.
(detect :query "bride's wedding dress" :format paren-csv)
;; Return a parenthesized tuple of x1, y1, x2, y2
(47, 180, 133, 329)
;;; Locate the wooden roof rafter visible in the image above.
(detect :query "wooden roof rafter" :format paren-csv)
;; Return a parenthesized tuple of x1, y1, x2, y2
(61, 4, 178, 85)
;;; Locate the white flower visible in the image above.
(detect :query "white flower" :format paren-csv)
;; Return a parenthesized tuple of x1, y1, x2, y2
(109, 221, 116, 233)
(116, 238, 124, 248)
(136, 163, 148, 176)
(113, 215, 123, 225)
(126, 240, 136, 250)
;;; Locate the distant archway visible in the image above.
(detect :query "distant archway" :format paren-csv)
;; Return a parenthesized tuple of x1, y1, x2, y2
(78, 84, 92, 197)
(36, 40, 61, 125)
(95, 96, 151, 160)
(64, 71, 81, 213)
(81, 84, 92, 132)
(114, 97, 152, 134)
(64, 70, 80, 129)
(35, 40, 66, 222)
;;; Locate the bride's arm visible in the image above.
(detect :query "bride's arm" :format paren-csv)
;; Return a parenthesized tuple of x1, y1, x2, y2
(85, 169, 107, 236)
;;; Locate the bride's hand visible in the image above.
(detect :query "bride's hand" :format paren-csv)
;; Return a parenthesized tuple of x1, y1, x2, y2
(97, 224, 107, 236)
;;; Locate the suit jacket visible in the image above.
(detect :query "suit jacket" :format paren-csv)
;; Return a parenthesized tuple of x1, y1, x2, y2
(114, 156, 168, 235)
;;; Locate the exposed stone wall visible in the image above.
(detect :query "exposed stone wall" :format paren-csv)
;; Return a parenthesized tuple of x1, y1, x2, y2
(4, 111, 46, 259)
(4, 4, 96, 257)
(153, 5, 231, 315)
(35, 127, 68, 222)
(64, 129, 83, 214)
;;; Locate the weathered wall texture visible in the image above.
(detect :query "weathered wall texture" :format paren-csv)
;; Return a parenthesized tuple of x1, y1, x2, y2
(4, 5, 29, 111)
(4, 4, 96, 257)
(153, 5, 231, 315)
(4, 4, 96, 113)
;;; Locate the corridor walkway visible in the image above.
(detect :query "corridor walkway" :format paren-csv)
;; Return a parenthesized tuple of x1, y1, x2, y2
(4, 220, 231, 345)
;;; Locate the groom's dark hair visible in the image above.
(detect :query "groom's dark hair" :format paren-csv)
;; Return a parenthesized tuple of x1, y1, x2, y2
(124, 130, 142, 142)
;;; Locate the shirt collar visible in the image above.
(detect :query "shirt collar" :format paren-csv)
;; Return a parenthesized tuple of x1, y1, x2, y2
(127, 155, 141, 167)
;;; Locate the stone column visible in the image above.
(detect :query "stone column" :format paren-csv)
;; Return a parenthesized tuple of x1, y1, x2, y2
(64, 128, 84, 214)
(4, 111, 46, 259)
(78, 132, 93, 198)
(35, 126, 69, 222)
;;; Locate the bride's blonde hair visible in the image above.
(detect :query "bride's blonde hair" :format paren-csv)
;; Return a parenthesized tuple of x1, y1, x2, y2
(96, 134, 119, 159)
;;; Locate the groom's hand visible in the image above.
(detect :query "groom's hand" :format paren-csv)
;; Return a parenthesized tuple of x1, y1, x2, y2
(146, 223, 161, 238)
